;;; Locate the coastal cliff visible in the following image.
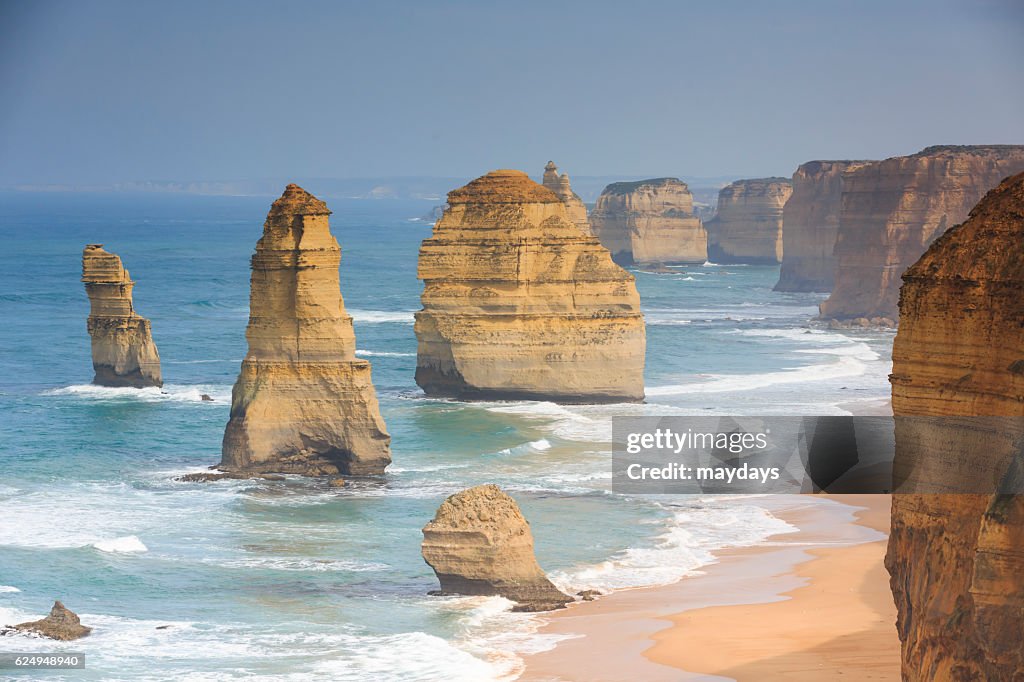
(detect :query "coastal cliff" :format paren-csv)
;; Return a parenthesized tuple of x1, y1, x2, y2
(820, 145, 1024, 320)
(542, 161, 589, 234)
(886, 172, 1024, 680)
(220, 184, 391, 476)
(706, 178, 791, 264)
(588, 178, 707, 264)
(415, 170, 645, 403)
(422, 485, 573, 611)
(774, 161, 871, 292)
(82, 244, 162, 388)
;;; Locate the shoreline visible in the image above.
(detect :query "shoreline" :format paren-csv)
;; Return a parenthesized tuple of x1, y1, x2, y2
(519, 494, 898, 681)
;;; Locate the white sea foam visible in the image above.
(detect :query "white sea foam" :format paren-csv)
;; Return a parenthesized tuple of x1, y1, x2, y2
(496, 439, 552, 456)
(0, 585, 21, 593)
(210, 557, 390, 572)
(647, 354, 868, 396)
(355, 349, 416, 358)
(43, 383, 233, 404)
(93, 535, 148, 553)
(348, 309, 416, 324)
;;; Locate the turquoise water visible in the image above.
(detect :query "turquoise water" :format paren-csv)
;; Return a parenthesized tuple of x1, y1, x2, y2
(0, 192, 894, 680)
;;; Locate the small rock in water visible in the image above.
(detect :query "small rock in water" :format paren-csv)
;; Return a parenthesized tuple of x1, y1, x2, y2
(328, 478, 346, 488)
(576, 589, 603, 601)
(200, 394, 213, 401)
(11, 601, 91, 641)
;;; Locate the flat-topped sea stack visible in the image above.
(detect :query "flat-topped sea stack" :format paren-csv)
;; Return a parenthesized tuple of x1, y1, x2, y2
(422, 484, 573, 611)
(220, 184, 391, 477)
(588, 178, 707, 265)
(415, 170, 645, 403)
(706, 178, 792, 264)
(82, 244, 162, 388)
(820, 145, 1024, 321)
(542, 161, 589, 234)
(886, 172, 1024, 680)
(774, 160, 872, 292)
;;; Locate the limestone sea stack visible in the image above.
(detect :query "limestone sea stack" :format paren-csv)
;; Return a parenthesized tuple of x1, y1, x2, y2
(12, 601, 91, 640)
(773, 160, 872, 292)
(886, 172, 1024, 680)
(82, 244, 162, 388)
(220, 184, 391, 477)
(421, 484, 573, 611)
(542, 161, 589, 234)
(415, 170, 645, 403)
(820, 144, 1024, 321)
(588, 178, 707, 265)
(705, 177, 792, 264)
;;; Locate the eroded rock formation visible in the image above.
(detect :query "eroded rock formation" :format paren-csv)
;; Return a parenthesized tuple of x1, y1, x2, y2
(220, 184, 391, 477)
(705, 178, 792, 263)
(421, 484, 573, 611)
(886, 171, 1024, 680)
(415, 169, 645, 403)
(774, 161, 871, 292)
(820, 145, 1024, 321)
(82, 244, 162, 387)
(588, 178, 707, 264)
(11, 601, 91, 640)
(542, 161, 589, 234)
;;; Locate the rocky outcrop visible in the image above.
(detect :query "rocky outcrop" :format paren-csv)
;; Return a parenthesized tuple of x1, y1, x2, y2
(542, 161, 589, 234)
(588, 178, 707, 264)
(415, 170, 645, 403)
(421, 484, 573, 611)
(220, 184, 391, 477)
(774, 161, 872, 292)
(82, 245, 162, 387)
(886, 171, 1024, 680)
(11, 601, 91, 640)
(705, 178, 792, 263)
(820, 145, 1024, 320)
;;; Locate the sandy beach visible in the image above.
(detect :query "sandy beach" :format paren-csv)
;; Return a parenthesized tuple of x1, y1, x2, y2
(521, 494, 899, 682)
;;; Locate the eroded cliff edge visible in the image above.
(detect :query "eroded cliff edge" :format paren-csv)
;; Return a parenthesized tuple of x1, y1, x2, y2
(886, 171, 1024, 680)
(589, 177, 707, 265)
(706, 177, 791, 264)
(220, 184, 391, 476)
(821, 145, 1024, 321)
(82, 244, 162, 388)
(415, 170, 646, 403)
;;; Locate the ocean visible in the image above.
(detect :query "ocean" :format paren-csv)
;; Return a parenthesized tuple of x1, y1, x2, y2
(0, 192, 895, 680)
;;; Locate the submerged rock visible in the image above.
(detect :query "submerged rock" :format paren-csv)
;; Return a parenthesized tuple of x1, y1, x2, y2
(421, 485, 573, 611)
(415, 170, 645, 403)
(542, 161, 589, 234)
(82, 244, 162, 388)
(11, 601, 91, 641)
(220, 184, 391, 477)
(705, 177, 792, 264)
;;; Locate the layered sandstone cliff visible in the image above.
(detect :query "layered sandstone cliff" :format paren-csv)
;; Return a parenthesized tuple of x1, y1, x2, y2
(82, 244, 162, 388)
(542, 161, 589, 234)
(705, 178, 792, 263)
(588, 178, 706, 264)
(820, 145, 1024, 320)
(886, 171, 1024, 680)
(220, 184, 391, 476)
(422, 484, 572, 611)
(415, 170, 645, 403)
(774, 161, 871, 292)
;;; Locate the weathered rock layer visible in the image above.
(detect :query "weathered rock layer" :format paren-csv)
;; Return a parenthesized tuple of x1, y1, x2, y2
(774, 160, 871, 292)
(589, 178, 706, 264)
(422, 484, 572, 611)
(886, 171, 1024, 680)
(82, 244, 162, 388)
(821, 145, 1024, 320)
(11, 601, 91, 640)
(542, 161, 589, 234)
(706, 178, 792, 264)
(221, 184, 391, 476)
(415, 170, 645, 403)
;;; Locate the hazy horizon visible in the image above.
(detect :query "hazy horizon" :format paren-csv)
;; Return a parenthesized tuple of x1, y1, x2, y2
(2, 0, 1022, 187)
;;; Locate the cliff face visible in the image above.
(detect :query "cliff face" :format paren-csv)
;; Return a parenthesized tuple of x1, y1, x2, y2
(542, 161, 590, 234)
(589, 178, 707, 264)
(221, 184, 391, 476)
(774, 161, 871, 292)
(821, 145, 1024, 320)
(82, 244, 162, 388)
(415, 170, 645, 403)
(706, 178, 792, 264)
(886, 172, 1024, 680)
(422, 484, 573, 611)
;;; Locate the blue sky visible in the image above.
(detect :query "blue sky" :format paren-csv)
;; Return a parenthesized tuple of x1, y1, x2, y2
(1, 0, 1021, 185)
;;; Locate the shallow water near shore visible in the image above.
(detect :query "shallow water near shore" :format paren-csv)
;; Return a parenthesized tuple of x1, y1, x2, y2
(0, 192, 894, 680)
